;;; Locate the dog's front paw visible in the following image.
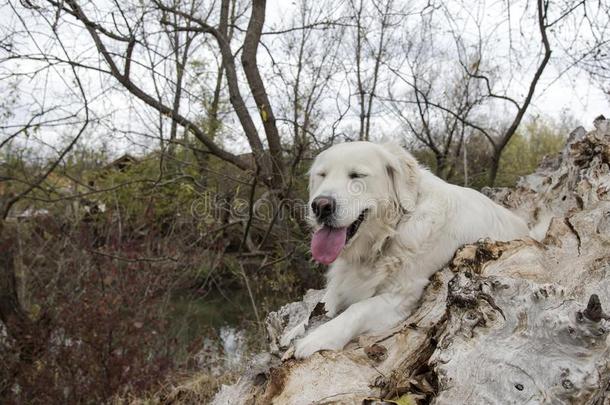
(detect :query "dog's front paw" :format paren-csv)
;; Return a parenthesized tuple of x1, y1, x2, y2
(322, 289, 341, 318)
(294, 324, 348, 359)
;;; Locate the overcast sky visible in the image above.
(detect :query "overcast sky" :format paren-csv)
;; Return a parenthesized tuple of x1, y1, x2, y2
(265, 0, 608, 124)
(1, 0, 608, 158)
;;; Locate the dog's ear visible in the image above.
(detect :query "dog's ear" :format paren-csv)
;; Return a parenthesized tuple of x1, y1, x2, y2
(381, 142, 420, 212)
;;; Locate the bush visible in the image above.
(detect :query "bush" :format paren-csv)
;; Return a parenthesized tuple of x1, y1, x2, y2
(495, 118, 567, 186)
(1, 145, 319, 403)
(411, 116, 571, 188)
(0, 219, 180, 404)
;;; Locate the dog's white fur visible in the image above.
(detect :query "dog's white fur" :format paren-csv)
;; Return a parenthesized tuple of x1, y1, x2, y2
(294, 141, 529, 358)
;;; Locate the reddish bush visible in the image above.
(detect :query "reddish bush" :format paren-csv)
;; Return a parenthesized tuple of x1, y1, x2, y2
(0, 218, 184, 404)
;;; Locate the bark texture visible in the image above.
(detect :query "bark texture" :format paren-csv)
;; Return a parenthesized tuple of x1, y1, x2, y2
(213, 119, 610, 405)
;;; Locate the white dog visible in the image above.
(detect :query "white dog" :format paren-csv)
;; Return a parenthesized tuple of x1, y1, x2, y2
(294, 141, 529, 358)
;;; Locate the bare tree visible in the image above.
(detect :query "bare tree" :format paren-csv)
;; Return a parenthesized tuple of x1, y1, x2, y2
(0, 4, 92, 375)
(347, 0, 403, 141)
(386, 0, 564, 186)
(159, 0, 202, 164)
(385, 11, 483, 180)
(8, 0, 284, 190)
(480, 0, 552, 185)
(556, 0, 610, 99)
(271, 1, 347, 176)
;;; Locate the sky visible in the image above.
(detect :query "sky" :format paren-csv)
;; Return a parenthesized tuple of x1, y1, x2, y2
(264, 0, 608, 126)
(0, 0, 608, 159)
(518, 65, 608, 125)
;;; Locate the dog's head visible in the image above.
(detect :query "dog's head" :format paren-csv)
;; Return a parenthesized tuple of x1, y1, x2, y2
(308, 141, 420, 265)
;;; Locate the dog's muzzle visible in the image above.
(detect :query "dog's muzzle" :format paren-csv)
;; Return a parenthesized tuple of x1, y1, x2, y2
(311, 195, 336, 223)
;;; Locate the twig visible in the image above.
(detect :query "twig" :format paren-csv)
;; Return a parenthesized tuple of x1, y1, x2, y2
(239, 263, 261, 328)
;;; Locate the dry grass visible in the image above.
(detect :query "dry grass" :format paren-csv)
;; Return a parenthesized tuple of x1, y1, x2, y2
(118, 371, 237, 405)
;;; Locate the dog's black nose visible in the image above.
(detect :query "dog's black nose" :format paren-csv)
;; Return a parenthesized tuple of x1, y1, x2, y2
(311, 196, 336, 221)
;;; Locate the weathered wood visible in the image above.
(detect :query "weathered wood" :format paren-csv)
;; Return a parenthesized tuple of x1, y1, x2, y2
(213, 120, 610, 405)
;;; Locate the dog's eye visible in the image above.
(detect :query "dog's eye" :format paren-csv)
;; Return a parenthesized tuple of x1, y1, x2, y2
(349, 172, 366, 179)
(317, 172, 326, 178)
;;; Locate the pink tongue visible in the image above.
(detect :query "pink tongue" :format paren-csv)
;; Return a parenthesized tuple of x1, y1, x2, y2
(311, 226, 347, 265)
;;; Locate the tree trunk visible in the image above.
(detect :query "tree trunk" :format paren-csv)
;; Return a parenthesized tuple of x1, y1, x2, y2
(488, 148, 501, 186)
(212, 119, 610, 404)
(0, 223, 51, 377)
(435, 154, 447, 180)
(241, 0, 285, 190)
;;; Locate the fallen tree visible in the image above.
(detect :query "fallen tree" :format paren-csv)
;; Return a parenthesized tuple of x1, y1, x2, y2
(212, 118, 610, 405)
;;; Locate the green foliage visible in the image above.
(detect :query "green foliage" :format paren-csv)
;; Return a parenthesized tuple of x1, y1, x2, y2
(410, 148, 437, 172)
(495, 118, 567, 187)
(94, 154, 197, 227)
(410, 116, 571, 189)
